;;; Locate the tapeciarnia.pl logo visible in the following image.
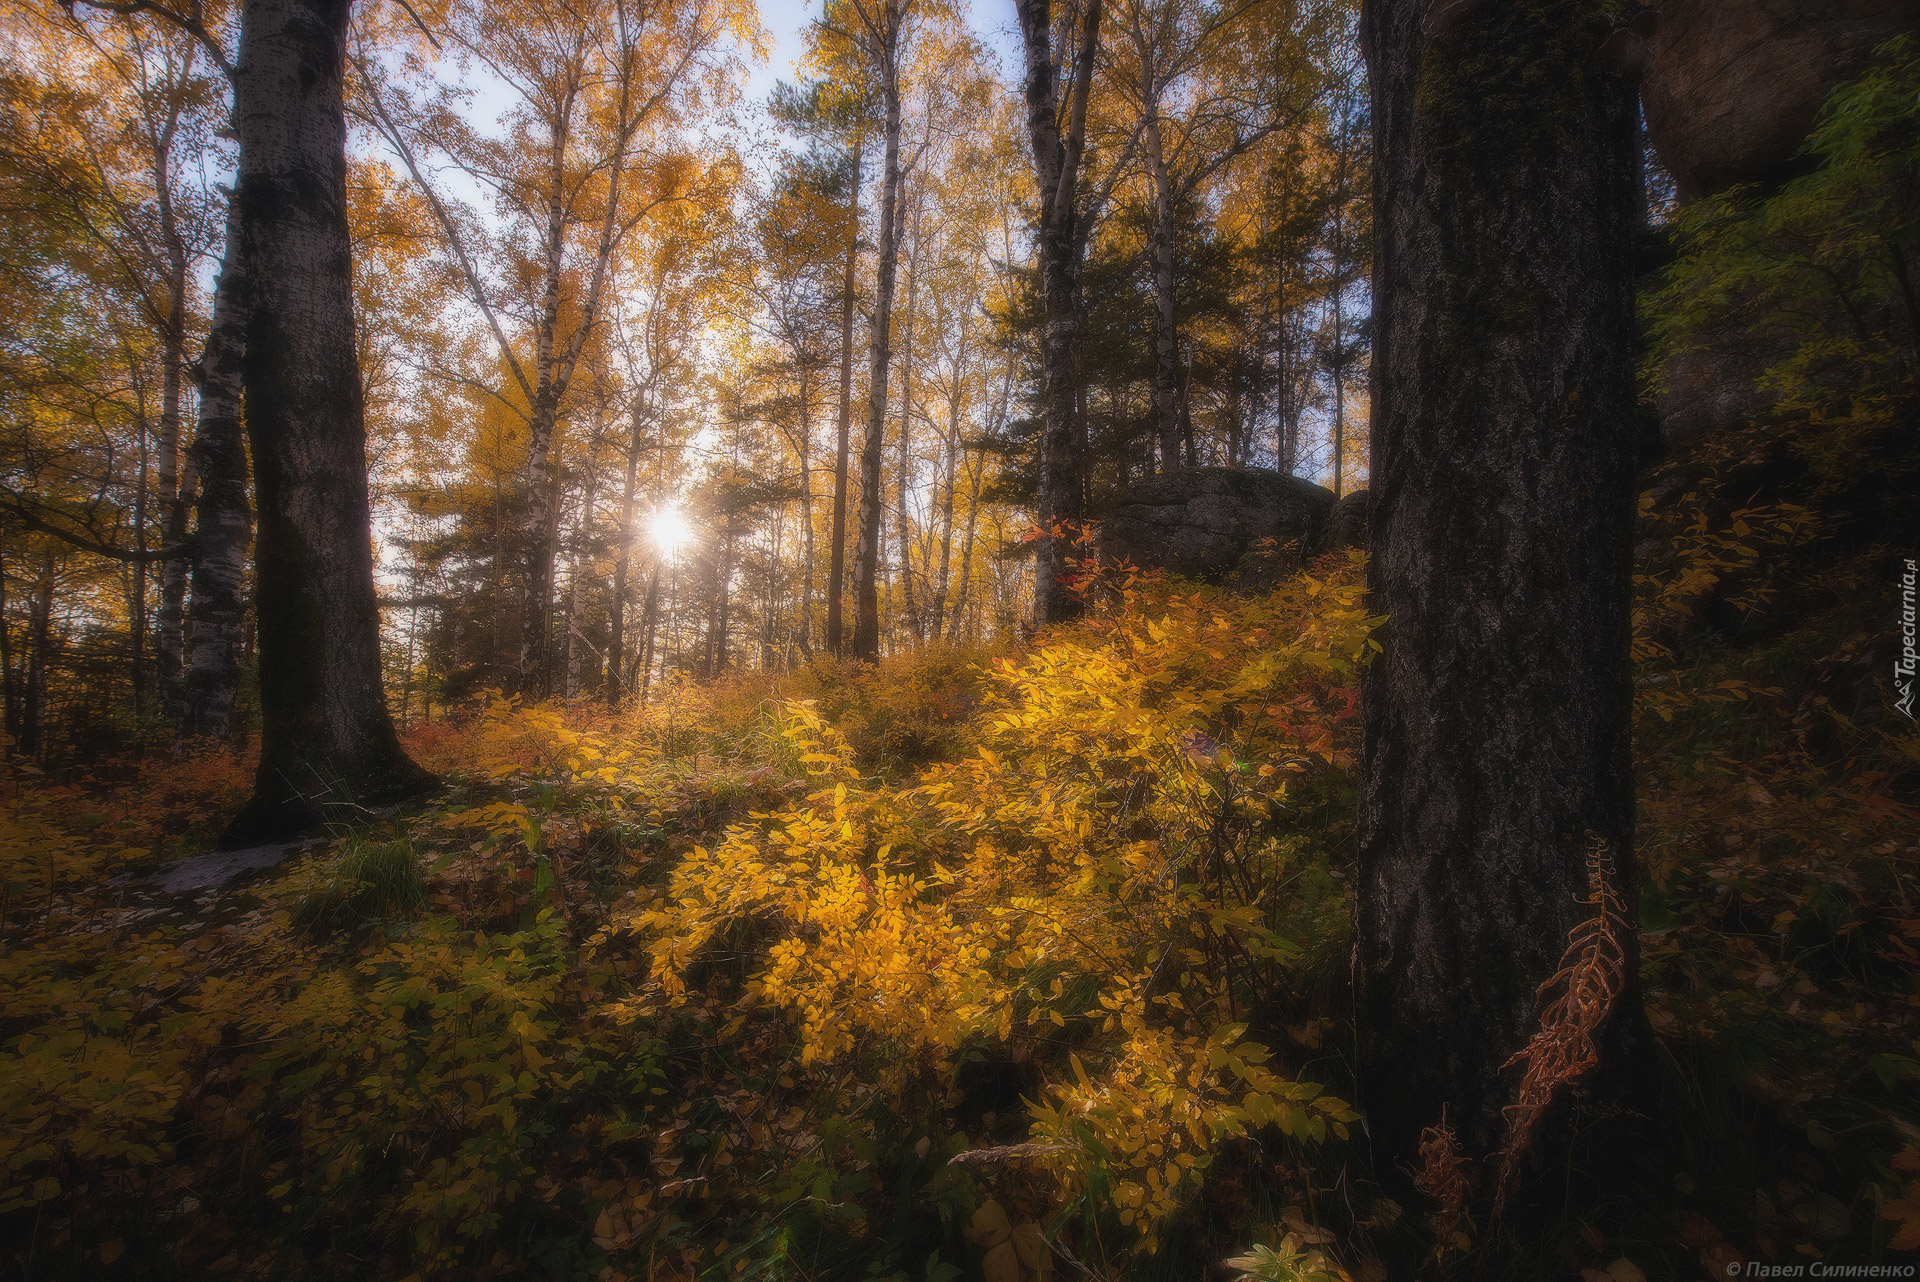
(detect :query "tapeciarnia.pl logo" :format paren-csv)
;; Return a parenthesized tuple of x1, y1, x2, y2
(1899, 557, 1917, 720)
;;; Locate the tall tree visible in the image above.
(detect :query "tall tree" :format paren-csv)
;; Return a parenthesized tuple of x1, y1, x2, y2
(839, 0, 914, 664)
(1011, 0, 1109, 625)
(222, 0, 432, 844)
(769, 77, 872, 657)
(827, 143, 860, 655)
(1354, 0, 1644, 1244)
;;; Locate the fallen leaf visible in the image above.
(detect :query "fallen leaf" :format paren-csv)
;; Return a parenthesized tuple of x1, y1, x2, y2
(965, 1199, 1011, 1248)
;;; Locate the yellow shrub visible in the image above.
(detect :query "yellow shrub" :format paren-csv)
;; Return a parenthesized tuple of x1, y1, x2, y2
(612, 555, 1375, 1247)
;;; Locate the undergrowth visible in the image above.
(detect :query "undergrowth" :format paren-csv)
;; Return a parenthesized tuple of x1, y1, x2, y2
(0, 557, 1383, 1280)
(4, 413, 1920, 1280)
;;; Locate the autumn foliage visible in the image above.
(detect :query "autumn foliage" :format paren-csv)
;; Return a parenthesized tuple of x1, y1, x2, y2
(1, 556, 1379, 1277)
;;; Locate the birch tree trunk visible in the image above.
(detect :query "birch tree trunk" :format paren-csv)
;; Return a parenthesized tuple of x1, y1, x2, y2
(222, 0, 432, 845)
(132, 425, 149, 718)
(893, 186, 923, 647)
(1013, 0, 1098, 626)
(930, 395, 959, 639)
(796, 369, 816, 651)
(149, 90, 194, 716)
(1355, 0, 1645, 1238)
(180, 199, 252, 741)
(155, 205, 192, 714)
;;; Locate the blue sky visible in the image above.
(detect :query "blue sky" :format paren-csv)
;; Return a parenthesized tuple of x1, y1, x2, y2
(744, 0, 1022, 107)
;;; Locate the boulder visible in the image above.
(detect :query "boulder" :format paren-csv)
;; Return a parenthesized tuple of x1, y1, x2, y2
(1607, 0, 1920, 450)
(1329, 488, 1370, 550)
(1098, 467, 1336, 584)
(1629, 0, 1919, 201)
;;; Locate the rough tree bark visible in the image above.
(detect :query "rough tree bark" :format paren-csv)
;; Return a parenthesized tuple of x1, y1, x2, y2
(1354, 0, 1645, 1241)
(179, 198, 252, 741)
(826, 138, 862, 657)
(1013, 0, 1100, 626)
(849, 3, 904, 665)
(222, 0, 433, 845)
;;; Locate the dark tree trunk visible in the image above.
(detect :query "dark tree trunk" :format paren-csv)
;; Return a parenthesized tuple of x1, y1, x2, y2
(22, 551, 55, 762)
(1354, 0, 1645, 1243)
(635, 565, 660, 697)
(131, 426, 149, 719)
(155, 162, 192, 718)
(605, 400, 644, 705)
(1013, 0, 1097, 626)
(520, 388, 563, 698)
(826, 138, 861, 658)
(222, 0, 433, 846)
(181, 201, 254, 741)
(1148, 118, 1183, 473)
(563, 436, 599, 698)
(0, 545, 15, 747)
(156, 365, 194, 716)
(711, 532, 734, 674)
(851, 44, 903, 665)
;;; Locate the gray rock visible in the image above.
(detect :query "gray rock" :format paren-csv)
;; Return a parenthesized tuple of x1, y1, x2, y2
(1329, 488, 1370, 550)
(1633, 0, 1919, 201)
(1098, 467, 1337, 584)
(136, 839, 325, 894)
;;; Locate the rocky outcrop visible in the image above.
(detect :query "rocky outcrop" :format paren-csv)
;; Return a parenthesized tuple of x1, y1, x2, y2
(1622, 0, 1919, 201)
(1607, 0, 1920, 451)
(1098, 467, 1339, 585)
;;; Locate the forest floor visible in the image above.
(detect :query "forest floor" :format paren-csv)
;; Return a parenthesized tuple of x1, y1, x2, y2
(3, 426, 1918, 1282)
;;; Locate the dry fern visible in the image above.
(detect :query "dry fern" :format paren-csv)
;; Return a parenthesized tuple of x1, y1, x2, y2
(1491, 834, 1629, 1223)
(1414, 1108, 1473, 1259)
